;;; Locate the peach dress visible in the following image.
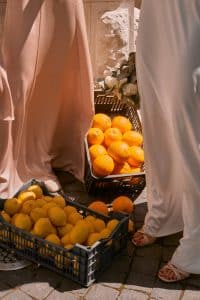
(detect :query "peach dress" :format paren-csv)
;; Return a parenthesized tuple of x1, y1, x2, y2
(0, 0, 94, 197)
(137, 0, 200, 273)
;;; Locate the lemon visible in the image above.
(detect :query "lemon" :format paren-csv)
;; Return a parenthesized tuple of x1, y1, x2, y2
(27, 185, 43, 198)
(4, 198, 21, 216)
(48, 207, 66, 226)
(17, 191, 36, 204)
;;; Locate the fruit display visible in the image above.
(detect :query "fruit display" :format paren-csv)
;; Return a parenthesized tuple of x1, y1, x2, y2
(87, 197, 135, 234)
(0, 184, 127, 251)
(87, 112, 144, 177)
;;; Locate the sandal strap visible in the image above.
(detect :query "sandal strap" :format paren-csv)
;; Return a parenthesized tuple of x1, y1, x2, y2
(166, 262, 190, 280)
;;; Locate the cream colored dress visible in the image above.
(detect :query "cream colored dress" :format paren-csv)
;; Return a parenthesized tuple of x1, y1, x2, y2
(0, 0, 94, 197)
(137, 0, 200, 273)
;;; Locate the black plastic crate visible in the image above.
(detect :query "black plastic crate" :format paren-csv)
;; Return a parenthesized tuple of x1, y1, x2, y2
(0, 179, 129, 287)
(85, 94, 146, 199)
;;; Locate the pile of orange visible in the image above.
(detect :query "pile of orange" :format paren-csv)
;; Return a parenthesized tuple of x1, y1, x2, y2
(87, 113, 144, 177)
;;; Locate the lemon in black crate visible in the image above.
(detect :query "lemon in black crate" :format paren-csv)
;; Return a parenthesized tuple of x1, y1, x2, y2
(85, 94, 146, 200)
(0, 179, 129, 287)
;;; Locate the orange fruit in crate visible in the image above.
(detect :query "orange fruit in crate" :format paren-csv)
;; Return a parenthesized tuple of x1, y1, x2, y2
(63, 206, 77, 218)
(33, 218, 53, 238)
(68, 212, 83, 225)
(88, 201, 108, 216)
(111, 116, 132, 133)
(30, 207, 47, 223)
(131, 167, 141, 173)
(89, 144, 107, 161)
(87, 128, 104, 145)
(92, 113, 112, 132)
(17, 191, 36, 204)
(99, 228, 111, 239)
(21, 200, 37, 214)
(128, 219, 135, 233)
(112, 162, 132, 175)
(92, 154, 114, 177)
(107, 141, 129, 164)
(93, 218, 106, 232)
(70, 221, 90, 244)
(128, 146, 144, 167)
(104, 127, 122, 147)
(112, 196, 133, 214)
(122, 130, 143, 146)
(57, 224, 73, 237)
(51, 195, 66, 208)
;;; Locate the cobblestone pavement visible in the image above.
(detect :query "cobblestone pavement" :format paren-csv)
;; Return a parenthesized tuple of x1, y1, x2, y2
(0, 172, 199, 300)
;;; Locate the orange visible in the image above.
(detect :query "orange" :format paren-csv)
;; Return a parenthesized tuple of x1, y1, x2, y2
(112, 162, 132, 175)
(111, 116, 132, 133)
(122, 130, 143, 146)
(86, 232, 101, 246)
(93, 218, 106, 232)
(89, 144, 107, 161)
(104, 127, 122, 147)
(112, 196, 133, 214)
(131, 167, 141, 173)
(70, 221, 90, 244)
(92, 113, 112, 132)
(92, 154, 114, 177)
(68, 212, 83, 225)
(107, 141, 129, 164)
(88, 201, 108, 216)
(87, 128, 104, 145)
(128, 146, 144, 167)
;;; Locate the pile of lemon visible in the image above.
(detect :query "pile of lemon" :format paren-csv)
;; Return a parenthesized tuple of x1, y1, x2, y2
(87, 113, 144, 177)
(0, 185, 120, 251)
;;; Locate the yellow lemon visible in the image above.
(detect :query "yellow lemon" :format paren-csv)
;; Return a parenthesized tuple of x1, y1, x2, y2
(93, 218, 106, 233)
(13, 213, 32, 231)
(48, 206, 67, 226)
(1, 211, 11, 223)
(68, 212, 83, 225)
(45, 233, 61, 245)
(57, 224, 73, 238)
(17, 191, 36, 204)
(52, 195, 66, 208)
(27, 185, 43, 198)
(21, 200, 37, 215)
(30, 207, 47, 223)
(4, 198, 21, 216)
(33, 218, 53, 238)
(86, 233, 101, 246)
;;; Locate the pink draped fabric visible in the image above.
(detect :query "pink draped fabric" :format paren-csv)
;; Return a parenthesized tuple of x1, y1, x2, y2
(0, 0, 94, 197)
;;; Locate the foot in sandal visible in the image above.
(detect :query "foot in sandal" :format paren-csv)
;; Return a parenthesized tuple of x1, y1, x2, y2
(132, 228, 156, 246)
(158, 261, 190, 282)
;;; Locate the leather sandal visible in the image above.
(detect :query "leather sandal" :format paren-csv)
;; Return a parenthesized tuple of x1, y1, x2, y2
(132, 228, 156, 246)
(158, 261, 190, 282)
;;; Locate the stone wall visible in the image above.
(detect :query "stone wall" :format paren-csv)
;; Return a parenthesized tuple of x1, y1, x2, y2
(83, 0, 136, 80)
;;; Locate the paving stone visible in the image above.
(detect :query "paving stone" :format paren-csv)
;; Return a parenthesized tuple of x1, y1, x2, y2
(162, 232, 183, 246)
(135, 244, 162, 259)
(57, 278, 89, 296)
(154, 278, 183, 291)
(185, 276, 200, 289)
(98, 254, 132, 285)
(126, 272, 156, 290)
(0, 282, 14, 298)
(181, 290, 200, 300)
(130, 254, 160, 276)
(161, 246, 176, 263)
(102, 283, 122, 289)
(84, 284, 119, 300)
(34, 267, 63, 288)
(0, 266, 36, 288)
(150, 288, 182, 300)
(46, 289, 80, 300)
(20, 282, 54, 300)
(124, 283, 152, 295)
(118, 288, 149, 300)
(2, 290, 33, 300)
